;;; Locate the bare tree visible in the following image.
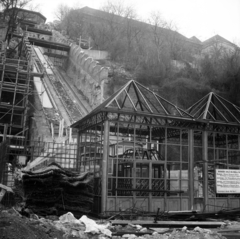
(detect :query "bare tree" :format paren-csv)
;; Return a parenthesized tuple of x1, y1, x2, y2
(1, 0, 32, 42)
(55, 4, 70, 22)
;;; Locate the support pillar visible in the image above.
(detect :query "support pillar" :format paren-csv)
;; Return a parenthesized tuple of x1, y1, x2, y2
(189, 129, 194, 210)
(3, 124, 8, 142)
(202, 131, 208, 210)
(76, 130, 81, 171)
(101, 120, 109, 213)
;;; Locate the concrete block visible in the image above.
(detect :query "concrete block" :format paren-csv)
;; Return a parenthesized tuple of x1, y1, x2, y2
(92, 65, 101, 77)
(99, 67, 108, 81)
(80, 54, 88, 65)
(83, 57, 93, 70)
(77, 51, 85, 64)
(89, 61, 97, 72)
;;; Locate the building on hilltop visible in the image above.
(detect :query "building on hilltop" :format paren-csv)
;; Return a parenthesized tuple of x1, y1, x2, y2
(202, 34, 239, 56)
(4, 7, 46, 25)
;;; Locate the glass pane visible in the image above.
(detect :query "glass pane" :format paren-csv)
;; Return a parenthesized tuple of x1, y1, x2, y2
(194, 131, 202, 146)
(228, 134, 239, 149)
(215, 149, 227, 165)
(158, 144, 165, 160)
(136, 163, 149, 178)
(167, 128, 180, 144)
(136, 179, 149, 196)
(167, 145, 180, 162)
(152, 179, 165, 196)
(152, 164, 165, 179)
(228, 150, 240, 166)
(181, 180, 189, 194)
(117, 178, 133, 196)
(168, 179, 180, 194)
(117, 161, 133, 177)
(182, 146, 188, 162)
(208, 148, 214, 163)
(208, 181, 216, 198)
(194, 179, 203, 197)
(208, 132, 214, 147)
(194, 164, 203, 198)
(182, 130, 188, 145)
(168, 164, 180, 180)
(181, 163, 188, 178)
(215, 133, 226, 148)
(194, 147, 202, 163)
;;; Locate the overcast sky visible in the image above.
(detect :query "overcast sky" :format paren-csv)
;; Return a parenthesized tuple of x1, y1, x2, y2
(31, 0, 240, 45)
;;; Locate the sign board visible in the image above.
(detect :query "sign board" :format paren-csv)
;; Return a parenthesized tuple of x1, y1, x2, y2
(216, 169, 240, 194)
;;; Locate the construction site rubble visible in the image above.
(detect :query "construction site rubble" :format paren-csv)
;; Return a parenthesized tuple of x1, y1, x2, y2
(21, 162, 94, 216)
(0, 208, 230, 239)
(0, 183, 14, 207)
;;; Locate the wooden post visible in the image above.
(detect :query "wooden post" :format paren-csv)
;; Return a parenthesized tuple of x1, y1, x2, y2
(102, 120, 109, 213)
(189, 129, 194, 210)
(202, 130, 208, 210)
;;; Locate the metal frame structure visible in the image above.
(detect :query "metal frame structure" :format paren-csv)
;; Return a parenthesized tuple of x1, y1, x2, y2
(0, 137, 78, 186)
(0, 39, 31, 141)
(72, 80, 240, 215)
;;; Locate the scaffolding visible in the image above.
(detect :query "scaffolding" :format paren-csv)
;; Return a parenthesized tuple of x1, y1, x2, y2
(0, 40, 31, 141)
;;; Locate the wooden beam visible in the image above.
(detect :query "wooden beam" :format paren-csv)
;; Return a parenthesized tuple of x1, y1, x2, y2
(28, 37, 70, 51)
(111, 220, 225, 228)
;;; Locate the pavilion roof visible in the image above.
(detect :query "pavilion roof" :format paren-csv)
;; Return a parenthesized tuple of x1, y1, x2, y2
(187, 92, 240, 124)
(71, 80, 192, 128)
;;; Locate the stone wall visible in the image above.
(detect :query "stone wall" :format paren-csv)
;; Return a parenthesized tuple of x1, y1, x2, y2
(66, 44, 109, 109)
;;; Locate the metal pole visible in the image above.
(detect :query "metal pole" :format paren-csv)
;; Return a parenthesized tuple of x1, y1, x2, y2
(3, 124, 8, 142)
(202, 130, 208, 211)
(189, 129, 194, 210)
(102, 120, 109, 213)
(76, 129, 81, 171)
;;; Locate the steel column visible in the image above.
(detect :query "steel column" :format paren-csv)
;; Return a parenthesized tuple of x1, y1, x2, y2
(189, 129, 194, 210)
(102, 120, 109, 213)
(202, 130, 208, 210)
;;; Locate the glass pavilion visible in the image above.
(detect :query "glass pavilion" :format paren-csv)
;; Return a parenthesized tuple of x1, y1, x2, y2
(71, 80, 240, 215)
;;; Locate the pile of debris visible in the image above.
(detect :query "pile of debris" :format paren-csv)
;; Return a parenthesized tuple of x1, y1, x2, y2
(0, 209, 230, 239)
(22, 162, 94, 216)
(0, 183, 15, 207)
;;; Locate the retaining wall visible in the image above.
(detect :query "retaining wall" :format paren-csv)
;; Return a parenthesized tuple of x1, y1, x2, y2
(66, 44, 109, 109)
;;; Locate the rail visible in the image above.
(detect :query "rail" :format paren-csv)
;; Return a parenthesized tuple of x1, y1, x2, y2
(33, 47, 82, 124)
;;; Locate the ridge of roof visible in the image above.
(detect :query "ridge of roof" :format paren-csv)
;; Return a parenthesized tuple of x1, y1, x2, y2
(187, 92, 240, 124)
(5, 7, 47, 22)
(77, 6, 188, 41)
(203, 34, 238, 49)
(71, 80, 193, 128)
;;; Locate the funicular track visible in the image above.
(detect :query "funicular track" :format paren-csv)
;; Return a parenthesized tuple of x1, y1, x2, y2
(52, 66, 89, 116)
(33, 46, 83, 125)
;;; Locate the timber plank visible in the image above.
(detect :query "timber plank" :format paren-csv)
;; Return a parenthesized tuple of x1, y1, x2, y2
(111, 220, 225, 228)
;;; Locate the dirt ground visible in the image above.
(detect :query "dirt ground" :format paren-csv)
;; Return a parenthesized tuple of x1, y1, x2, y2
(0, 209, 64, 239)
(0, 208, 230, 239)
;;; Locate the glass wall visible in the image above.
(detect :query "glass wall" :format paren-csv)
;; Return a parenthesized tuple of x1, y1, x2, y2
(194, 130, 203, 198)
(77, 122, 105, 213)
(107, 122, 190, 212)
(208, 132, 240, 198)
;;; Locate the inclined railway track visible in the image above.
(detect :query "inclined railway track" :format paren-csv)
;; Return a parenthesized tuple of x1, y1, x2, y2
(33, 47, 83, 125)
